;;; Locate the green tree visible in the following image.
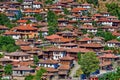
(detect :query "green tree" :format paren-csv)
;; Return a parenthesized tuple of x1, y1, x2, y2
(33, 55, 39, 65)
(0, 13, 10, 25)
(25, 74, 34, 80)
(39, 31, 43, 39)
(106, 3, 120, 19)
(0, 36, 19, 52)
(34, 68, 46, 80)
(17, 0, 23, 3)
(86, 0, 98, 6)
(96, 31, 116, 41)
(34, 14, 43, 21)
(47, 10, 58, 35)
(45, 0, 55, 5)
(63, 8, 70, 15)
(4, 64, 12, 78)
(77, 52, 81, 65)
(80, 52, 99, 78)
(99, 67, 120, 80)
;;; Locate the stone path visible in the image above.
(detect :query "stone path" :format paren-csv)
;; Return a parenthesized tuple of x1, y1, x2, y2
(69, 61, 80, 80)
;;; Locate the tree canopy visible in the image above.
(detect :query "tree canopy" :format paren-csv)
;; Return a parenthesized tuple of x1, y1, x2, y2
(34, 68, 46, 80)
(106, 3, 120, 19)
(4, 64, 12, 75)
(0, 13, 16, 28)
(96, 31, 116, 41)
(33, 55, 39, 65)
(80, 52, 99, 77)
(0, 36, 19, 52)
(86, 0, 98, 6)
(99, 67, 120, 80)
(0, 13, 10, 25)
(45, 0, 55, 5)
(47, 10, 58, 35)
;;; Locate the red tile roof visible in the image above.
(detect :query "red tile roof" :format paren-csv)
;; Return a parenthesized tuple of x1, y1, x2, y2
(58, 65, 70, 70)
(99, 53, 118, 58)
(45, 34, 63, 40)
(39, 59, 58, 64)
(66, 48, 91, 53)
(17, 20, 28, 23)
(16, 24, 37, 31)
(60, 55, 74, 60)
(72, 8, 87, 12)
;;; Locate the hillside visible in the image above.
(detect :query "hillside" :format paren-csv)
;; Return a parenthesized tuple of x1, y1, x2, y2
(98, 0, 120, 12)
(77, 0, 120, 12)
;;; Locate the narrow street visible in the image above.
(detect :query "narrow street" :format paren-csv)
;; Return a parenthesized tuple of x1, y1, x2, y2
(69, 61, 80, 80)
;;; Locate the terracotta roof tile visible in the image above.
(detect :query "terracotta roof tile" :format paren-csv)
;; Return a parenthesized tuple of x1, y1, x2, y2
(45, 34, 63, 40)
(60, 55, 74, 60)
(99, 53, 118, 58)
(39, 59, 58, 64)
(58, 65, 70, 70)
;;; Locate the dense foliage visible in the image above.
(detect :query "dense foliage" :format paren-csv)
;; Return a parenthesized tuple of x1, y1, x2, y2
(96, 31, 116, 41)
(25, 74, 34, 80)
(99, 67, 120, 80)
(33, 55, 39, 65)
(106, 3, 120, 19)
(0, 13, 16, 28)
(34, 68, 46, 80)
(86, 0, 98, 6)
(47, 10, 58, 35)
(4, 64, 12, 75)
(80, 52, 99, 77)
(0, 36, 19, 52)
(45, 0, 55, 5)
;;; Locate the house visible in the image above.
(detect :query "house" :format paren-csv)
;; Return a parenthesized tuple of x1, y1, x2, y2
(20, 46, 32, 52)
(13, 66, 35, 76)
(80, 25, 97, 34)
(38, 59, 59, 69)
(0, 25, 9, 32)
(77, 37, 91, 44)
(5, 52, 31, 61)
(101, 26, 118, 32)
(4, 31, 21, 40)
(17, 19, 28, 25)
(22, 16, 37, 22)
(79, 43, 103, 52)
(15, 24, 38, 39)
(101, 12, 110, 17)
(59, 43, 78, 49)
(107, 39, 120, 47)
(112, 31, 120, 38)
(66, 48, 91, 60)
(44, 67, 58, 80)
(5, 13, 16, 20)
(38, 27, 48, 37)
(42, 47, 66, 60)
(99, 53, 119, 70)
(71, 7, 88, 16)
(5, 8, 22, 20)
(0, 58, 12, 66)
(98, 18, 112, 26)
(23, 9, 42, 15)
(60, 55, 74, 68)
(57, 30, 77, 39)
(0, 6, 8, 12)
(33, 2, 42, 9)
(91, 37, 104, 44)
(81, 3, 91, 9)
(58, 18, 68, 26)
(58, 65, 70, 79)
